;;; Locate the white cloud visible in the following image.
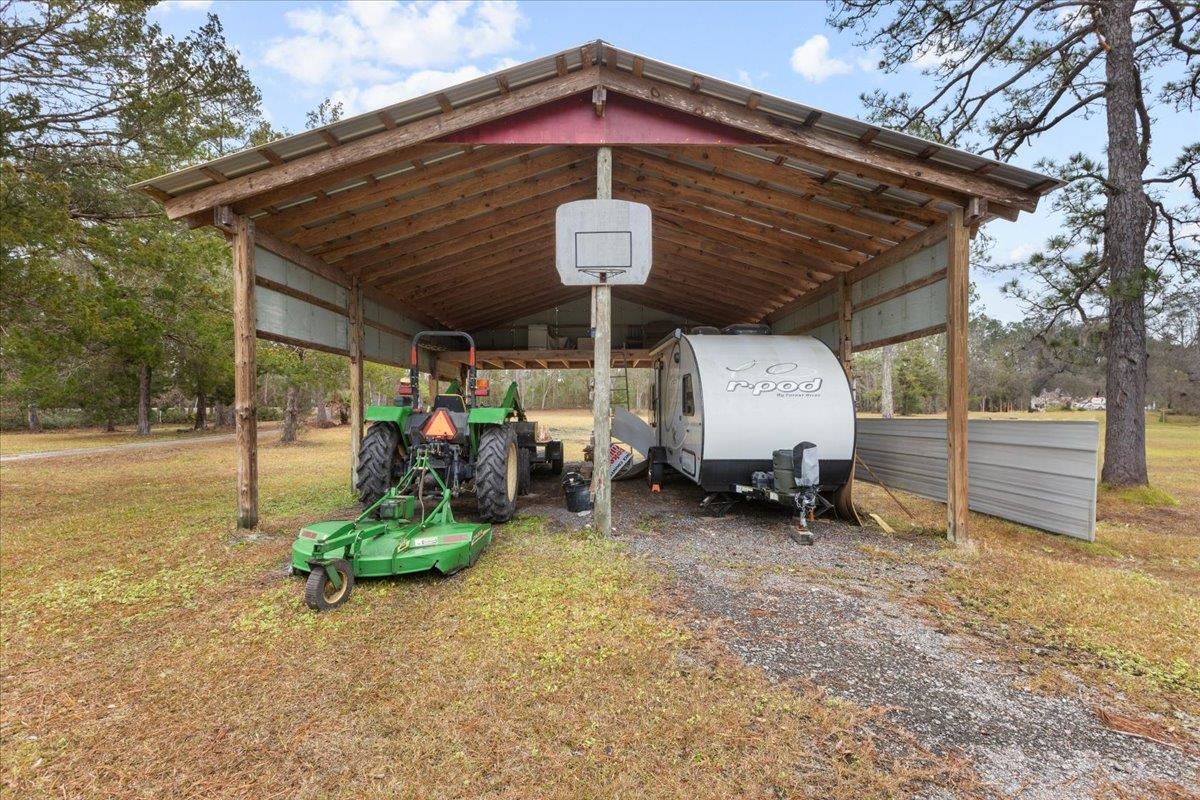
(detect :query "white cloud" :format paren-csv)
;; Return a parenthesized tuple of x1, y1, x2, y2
(263, 1, 525, 86)
(333, 66, 489, 113)
(910, 42, 967, 69)
(736, 69, 755, 88)
(156, 0, 214, 12)
(790, 35, 854, 83)
(1007, 243, 1037, 262)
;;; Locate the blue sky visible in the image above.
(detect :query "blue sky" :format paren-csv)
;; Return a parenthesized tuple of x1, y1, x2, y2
(153, 0, 1195, 323)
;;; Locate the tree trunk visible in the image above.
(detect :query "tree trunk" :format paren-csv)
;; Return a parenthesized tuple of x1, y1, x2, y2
(136, 363, 152, 436)
(315, 396, 329, 425)
(281, 386, 300, 443)
(880, 345, 894, 419)
(1098, 0, 1150, 486)
(27, 401, 42, 432)
(194, 389, 208, 431)
(105, 418, 116, 432)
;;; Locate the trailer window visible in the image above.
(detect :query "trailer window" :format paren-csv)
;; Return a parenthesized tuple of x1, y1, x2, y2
(682, 374, 695, 416)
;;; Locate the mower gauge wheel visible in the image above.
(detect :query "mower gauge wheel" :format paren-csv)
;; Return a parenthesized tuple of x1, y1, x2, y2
(304, 558, 355, 611)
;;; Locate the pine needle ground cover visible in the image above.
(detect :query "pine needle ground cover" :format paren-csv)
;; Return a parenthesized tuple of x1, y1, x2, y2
(1, 428, 955, 799)
(858, 413, 1200, 723)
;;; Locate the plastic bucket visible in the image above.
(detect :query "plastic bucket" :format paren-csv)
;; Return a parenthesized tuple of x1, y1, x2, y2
(562, 472, 593, 512)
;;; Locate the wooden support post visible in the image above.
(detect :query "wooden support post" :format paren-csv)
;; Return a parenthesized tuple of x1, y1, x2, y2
(838, 274, 853, 375)
(349, 279, 364, 490)
(431, 358, 440, 398)
(946, 208, 970, 542)
(591, 146, 613, 537)
(232, 214, 258, 529)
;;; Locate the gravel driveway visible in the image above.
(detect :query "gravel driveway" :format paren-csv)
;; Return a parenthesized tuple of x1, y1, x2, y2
(522, 468, 1199, 799)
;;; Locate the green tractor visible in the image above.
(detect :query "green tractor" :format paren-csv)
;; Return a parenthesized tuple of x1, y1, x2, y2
(292, 331, 563, 610)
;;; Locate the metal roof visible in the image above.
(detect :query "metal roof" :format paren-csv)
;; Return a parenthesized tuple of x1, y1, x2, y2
(133, 40, 1062, 199)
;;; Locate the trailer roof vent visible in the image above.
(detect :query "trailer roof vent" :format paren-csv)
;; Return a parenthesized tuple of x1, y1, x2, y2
(722, 324, 772, 335)
(691, 325, 721, 335)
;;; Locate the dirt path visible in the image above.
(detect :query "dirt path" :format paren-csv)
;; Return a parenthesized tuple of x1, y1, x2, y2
(522, 469, 1199, 799)
(0, 432, 237, 462)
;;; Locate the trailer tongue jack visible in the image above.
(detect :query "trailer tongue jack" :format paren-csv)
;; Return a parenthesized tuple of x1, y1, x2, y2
(699, 442, 830, 545)
(292, 446, 491, 611)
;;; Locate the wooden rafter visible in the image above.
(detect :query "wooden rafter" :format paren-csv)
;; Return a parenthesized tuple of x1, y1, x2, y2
(651, 146, 948, 227)
(617, 150, 919, 243)
(334, 186, 591, 275)
(259, 145, 532, 233)
(288, 152, 588, 250)
(612, 178, 869, 264)
(598, 67, 1041, 212)
(162, 66, 602, 219)
(652, 213, 851, 278)
(356, 214, 558, 282)
(613, 165, 887, 256)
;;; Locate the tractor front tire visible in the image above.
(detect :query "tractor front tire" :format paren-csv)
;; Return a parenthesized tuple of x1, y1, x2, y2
(356, 422, 404, 507)
(304, 559, 354, 611)
(476, 425, 518, 523)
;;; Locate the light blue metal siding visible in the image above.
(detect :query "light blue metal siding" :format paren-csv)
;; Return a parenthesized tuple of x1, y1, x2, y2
(855, 418, 1100, 540)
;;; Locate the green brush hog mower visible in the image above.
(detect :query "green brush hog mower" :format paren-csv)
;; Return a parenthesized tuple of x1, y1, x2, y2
(292, 331, 562, 611)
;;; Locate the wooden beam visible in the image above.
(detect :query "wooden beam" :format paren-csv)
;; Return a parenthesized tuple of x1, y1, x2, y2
(652, 214, 846, 279)
(852, 268, 947, 313)
(617, 150, 918, 242)
(612, 169, 883, 257)
(651, 232, 822, 288)
(234, 144, 450, 217)
(766, 218, 950, 326)
(261, 145, 533, 233)
(838, 274, 853, 374)
(231, 215, 258, 530)
(200, 165, 229, 183)
(593, 145, 614, 538)
(658, 146, 947, 227)
(598, 68, 1041, 212)
(349, 280, 364, 489)
(366, 220, 556, 284)
(946, 208, 970, 543)
(625, 188, 864, 267)
(384, 229, 555, 290)
(421, 260, 559, 317)
(292, 153, 588, 251)
(162, 66, 602, 219)
(341, 183, 591, 273)
(455, 285, 586, 330)
(841, 218, 950, 285)
(254, 228, 350, 288)
(852, 322, 946, 352)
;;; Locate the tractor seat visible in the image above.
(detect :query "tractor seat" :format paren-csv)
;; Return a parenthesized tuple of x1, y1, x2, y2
(432, 394, 467, 413)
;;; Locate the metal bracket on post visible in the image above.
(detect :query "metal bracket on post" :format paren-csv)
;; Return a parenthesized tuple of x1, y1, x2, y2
(213, 205, 237, 236)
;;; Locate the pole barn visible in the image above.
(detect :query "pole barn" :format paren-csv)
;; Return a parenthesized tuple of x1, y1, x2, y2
(135, 41, 1061, 539)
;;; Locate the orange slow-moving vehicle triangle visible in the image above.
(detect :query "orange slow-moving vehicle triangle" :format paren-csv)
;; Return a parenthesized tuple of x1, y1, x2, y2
(423, 408, 457, 440)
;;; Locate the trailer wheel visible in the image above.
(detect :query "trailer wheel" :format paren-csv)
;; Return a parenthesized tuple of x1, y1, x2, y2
(476, 425, 518, 522)
(356, 422, 405, 508)
(518, 447, 532, 496)
(304, 559, 354, 611)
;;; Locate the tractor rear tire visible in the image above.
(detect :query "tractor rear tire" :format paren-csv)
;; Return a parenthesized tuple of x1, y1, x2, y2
(476, 425, 518, 523)
(356, 422, 405, 507)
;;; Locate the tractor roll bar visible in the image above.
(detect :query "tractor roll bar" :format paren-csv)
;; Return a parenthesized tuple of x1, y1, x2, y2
(409, 331, 477, 409)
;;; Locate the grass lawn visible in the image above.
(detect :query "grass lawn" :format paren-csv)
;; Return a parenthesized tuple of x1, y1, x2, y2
(856, 411, 1200, 724)
(2, 410, 1195, 795)
(0, 422, 281, 456)
(0, 425, 954, 798)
